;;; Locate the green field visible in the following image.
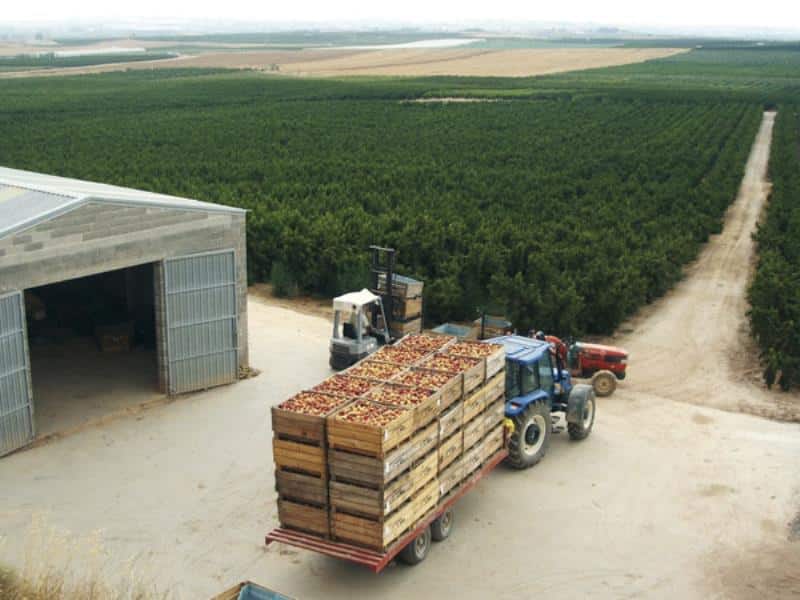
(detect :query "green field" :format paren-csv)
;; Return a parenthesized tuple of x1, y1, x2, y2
(0, 51, 176, 71)
(0, 47, 795, 343)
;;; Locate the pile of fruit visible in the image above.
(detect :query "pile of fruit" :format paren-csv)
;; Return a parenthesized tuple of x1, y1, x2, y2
(368, 383, 434, 408)
(448, 341, 503, 358)
(333, 399, 408, 426)
(278, 391, 352, 417)
(313, 375, 376, 398)
(397, 334, 454, 354)
(420, 354, 481, 374)
(371, 346, 428, 366)
(394, 368, 454, 391)
(348, 360, 407, 382)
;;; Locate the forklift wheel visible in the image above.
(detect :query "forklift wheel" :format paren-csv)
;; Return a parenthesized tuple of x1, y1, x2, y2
(399, 526, 432, 565)
(591, 370, 617, 397)
(431, 509, 454, 541)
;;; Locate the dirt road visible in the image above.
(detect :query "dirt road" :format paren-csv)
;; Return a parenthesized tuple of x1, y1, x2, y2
(612, 111, 800, 423)
(0, 113, 798, 598)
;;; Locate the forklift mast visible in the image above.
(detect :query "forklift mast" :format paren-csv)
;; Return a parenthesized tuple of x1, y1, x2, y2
(369, 245, 396, 334)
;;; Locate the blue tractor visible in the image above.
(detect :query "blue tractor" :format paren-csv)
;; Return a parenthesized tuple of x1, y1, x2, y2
(488, 335, 597, 469)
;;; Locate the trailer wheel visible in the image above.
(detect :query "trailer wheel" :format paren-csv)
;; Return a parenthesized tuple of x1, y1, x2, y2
(591, 370, 617, 397)
(399, 526, 431, 565)
(568, 393, 595, 440)
(505, 401, 551, 469)
(431, 509, 454, 541)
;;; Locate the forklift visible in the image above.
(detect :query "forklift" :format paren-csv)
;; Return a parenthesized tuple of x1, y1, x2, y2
(329, 246, 423, 370)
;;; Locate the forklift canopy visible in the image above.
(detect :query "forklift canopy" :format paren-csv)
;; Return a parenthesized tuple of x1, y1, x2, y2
(332, 289, 380, 313)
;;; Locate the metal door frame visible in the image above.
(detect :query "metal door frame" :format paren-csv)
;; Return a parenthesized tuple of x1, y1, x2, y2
(163, 249, 239, 395)
(0, 290, 35, 455)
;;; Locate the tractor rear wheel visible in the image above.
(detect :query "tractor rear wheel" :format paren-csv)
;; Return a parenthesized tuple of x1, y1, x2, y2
(568, 393, 596, 440)
(591, 370, 617, 397)
(506, 401, 551, 469)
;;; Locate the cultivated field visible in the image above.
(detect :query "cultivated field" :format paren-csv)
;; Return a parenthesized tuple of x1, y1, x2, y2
(0, 46, 683, 78)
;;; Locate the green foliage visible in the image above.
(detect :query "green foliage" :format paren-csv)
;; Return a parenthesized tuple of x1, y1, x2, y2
(748, 107, 800, 390)
(0, 53, 772, 336)
(0, 52, 176, 71)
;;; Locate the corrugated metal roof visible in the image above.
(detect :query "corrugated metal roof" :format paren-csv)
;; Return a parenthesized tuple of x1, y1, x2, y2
(0, 166, 245, 239)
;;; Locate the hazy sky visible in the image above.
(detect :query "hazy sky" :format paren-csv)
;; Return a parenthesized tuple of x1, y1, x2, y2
(5, 0, 800, 31)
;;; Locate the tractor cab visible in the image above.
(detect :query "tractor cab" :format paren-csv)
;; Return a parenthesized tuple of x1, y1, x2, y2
(487, 335, 595, 469)
(329, 289, 391, 370)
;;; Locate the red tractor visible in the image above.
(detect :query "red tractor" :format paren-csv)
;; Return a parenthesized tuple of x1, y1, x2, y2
(538, 334, 628, 397)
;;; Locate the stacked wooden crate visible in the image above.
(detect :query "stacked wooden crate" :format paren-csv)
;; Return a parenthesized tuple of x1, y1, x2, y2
(269, 333, 506, 552)
(375, 273, 424, 338)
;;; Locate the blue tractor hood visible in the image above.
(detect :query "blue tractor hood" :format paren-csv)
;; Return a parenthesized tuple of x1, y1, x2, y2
(486, 335, 551, 366)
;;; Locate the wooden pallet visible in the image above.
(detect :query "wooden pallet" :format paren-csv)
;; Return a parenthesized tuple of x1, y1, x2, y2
(438, 429, 463, 471)
(327, 400, 414, 457)
(328, 421, 438, 488)
(330, 479, 439, 551)
(463, 385, 487, 424)
(273, 437, 327, 478)
(275, 470, 327, 507)
(438, 400, 463, 440)
(277, 499, 329, 538)
(329, 450, 437, 519)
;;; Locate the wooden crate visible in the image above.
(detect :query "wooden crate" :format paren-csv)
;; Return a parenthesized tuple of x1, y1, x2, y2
(463, 385, 486, 424)
(327, 400, 413, 457)
(481, 424, 505, 462)
(275, 470, 327, 506)
(395, 334, 455, 354)
(447, 341, 506, 381)
(484, 371, 505, 404)
(393, 367, 463, 411)
(366, 383, 440, 430)
(392, 296, 423, 321)
(312, 375, 377, 399)
(376, 273, 424, 298)
(331, 479, 439, 551)
(483, 396, 505, 432)
(328, 422, 438, 487)
(463, 416, 484, 451)
(370, 345, 429, 367)
(271, 391, 353, 445)
(439, 459, 465, 497)
(438, 400, 463, 440)
(345, 360, 409, 384)
(329, 450, 437, 518)
(277, 499, 329, 537)
(438, 430, 463, 471)
(418, 354, 483, 395)
(390, 317, 422, 338)
(462, 441, 483, 476)
(273, 438, 327, 478)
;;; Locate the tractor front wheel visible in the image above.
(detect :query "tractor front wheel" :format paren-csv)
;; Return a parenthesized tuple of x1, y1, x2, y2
(591, 370, 617, 397)
(506, 401, 551, 469)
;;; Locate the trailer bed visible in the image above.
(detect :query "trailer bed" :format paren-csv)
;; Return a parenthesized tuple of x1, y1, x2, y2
(265, 448, 508, 572)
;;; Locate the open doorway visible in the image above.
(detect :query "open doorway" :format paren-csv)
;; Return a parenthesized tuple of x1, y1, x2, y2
(26, 263, 160, 437)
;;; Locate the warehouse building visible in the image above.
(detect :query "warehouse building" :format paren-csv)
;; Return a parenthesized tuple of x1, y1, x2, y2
(0, 167, 249, 456)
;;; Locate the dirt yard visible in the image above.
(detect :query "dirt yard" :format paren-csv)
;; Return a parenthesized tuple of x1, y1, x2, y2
(0, 47, 683, 79)
(0, 111, 798, 598)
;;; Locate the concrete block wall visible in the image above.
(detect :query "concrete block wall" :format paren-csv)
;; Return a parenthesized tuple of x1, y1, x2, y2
(0, 201, 250, 394)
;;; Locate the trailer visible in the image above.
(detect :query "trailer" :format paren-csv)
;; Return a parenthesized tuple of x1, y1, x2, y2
(265, 447, 507, 572)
